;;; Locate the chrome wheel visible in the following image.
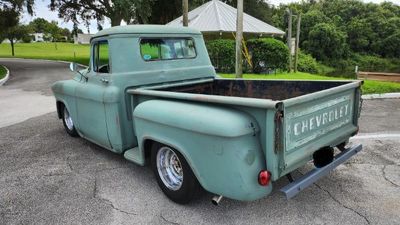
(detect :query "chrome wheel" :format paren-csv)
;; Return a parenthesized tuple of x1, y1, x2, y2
(63, 107, 74, 131)
(156, 146, 183, 191)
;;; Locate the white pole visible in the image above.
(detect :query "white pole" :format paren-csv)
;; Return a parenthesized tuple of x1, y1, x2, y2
(286, 9, 292, 73)
(235, 0, 244, 78)
(294, 14, 301, 73)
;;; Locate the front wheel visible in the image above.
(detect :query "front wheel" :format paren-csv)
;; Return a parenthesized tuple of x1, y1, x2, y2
(151, 143, 200, 204)
(62, 106, 79, 137)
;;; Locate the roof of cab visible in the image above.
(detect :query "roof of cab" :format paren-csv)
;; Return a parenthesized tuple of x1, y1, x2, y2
(93, 25, 202, 38)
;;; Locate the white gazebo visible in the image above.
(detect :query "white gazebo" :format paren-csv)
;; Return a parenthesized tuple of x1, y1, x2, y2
(166, 0, 284, 38)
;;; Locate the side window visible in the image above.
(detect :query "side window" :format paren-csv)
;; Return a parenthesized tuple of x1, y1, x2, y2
(140, 38, 196, 61)
(93, 41, 109, 73)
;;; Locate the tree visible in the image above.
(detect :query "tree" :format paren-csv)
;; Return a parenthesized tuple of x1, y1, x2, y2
(299, 10, 331, 45)
(304, 23, 348, 61)
(29, 18, 49, 33)
(379, 31, 400, 58)
(2, 24, 31, 56)
(0, 8, 19, 55)
(346, 18, 376, 53)
(0, 0, 35, 15)
(50, 0, 154, 29)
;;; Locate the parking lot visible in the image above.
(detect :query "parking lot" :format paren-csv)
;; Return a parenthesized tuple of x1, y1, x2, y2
(0, 59, 399, 225)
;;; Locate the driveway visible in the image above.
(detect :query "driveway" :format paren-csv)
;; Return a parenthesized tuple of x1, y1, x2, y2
(0, 59, 399, 225)
(0, 59, 74, 127)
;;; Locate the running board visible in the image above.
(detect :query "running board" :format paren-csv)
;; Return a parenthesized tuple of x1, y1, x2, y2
(280, 144, 362, 199)
(124, 147, 145, 165)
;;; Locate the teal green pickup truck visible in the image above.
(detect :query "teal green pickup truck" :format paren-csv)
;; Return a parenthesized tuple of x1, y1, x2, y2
(52, 25, 362, 205)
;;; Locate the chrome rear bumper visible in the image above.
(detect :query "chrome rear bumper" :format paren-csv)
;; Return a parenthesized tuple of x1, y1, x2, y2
(280, 144, 362, 199)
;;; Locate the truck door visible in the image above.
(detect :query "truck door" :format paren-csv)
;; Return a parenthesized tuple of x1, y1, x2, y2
(75, 40, 111, 148)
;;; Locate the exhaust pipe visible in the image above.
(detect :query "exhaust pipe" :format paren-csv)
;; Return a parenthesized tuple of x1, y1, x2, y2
(211, 195, 223, 206)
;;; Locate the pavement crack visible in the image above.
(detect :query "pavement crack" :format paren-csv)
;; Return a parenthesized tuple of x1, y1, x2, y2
(95, 166, 130, 173)
(381, 165, 399, 187)
(43, 172, 71, 177)
(92, 172, 136, 216)
(160, 214, 180, 225)
(66, 156, 73, 172)
(314, 183, 371, 225)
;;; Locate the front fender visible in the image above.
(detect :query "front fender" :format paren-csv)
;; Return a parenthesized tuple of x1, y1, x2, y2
(133, 100, 272, 201)
(51, 80, 78, 128)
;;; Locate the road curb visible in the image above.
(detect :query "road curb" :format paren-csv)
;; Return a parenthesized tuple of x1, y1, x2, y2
(0, 57, 88, 68)
(0, 65, 10, 86)
(362, 93, 400, 100)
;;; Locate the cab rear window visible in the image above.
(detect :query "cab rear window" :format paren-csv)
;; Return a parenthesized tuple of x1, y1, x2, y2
(140, 38, 196, 61)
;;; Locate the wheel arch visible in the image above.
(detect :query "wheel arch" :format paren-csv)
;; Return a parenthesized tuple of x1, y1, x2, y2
(56, 101, 65, 119)
(140, 136, 204, 188)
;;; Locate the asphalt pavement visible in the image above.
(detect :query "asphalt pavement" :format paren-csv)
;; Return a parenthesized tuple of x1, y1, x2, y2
(0, 59, 74, 127)
(0, 59, 399, 225)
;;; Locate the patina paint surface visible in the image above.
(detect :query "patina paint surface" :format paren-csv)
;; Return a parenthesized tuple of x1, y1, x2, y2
(51, 25, 362, 201)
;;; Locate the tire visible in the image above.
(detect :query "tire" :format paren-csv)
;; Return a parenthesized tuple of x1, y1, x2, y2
(151, 142, 200, 204)
(313, 147, 334, 168)
(61, 105, 79, 137)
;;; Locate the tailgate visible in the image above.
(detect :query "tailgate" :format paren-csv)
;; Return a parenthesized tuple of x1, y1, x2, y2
(280, 82, 362, 175)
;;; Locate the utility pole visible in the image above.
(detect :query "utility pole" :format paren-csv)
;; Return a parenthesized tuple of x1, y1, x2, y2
(286, 8, 292, 73)
(235, 0, 244, 78)
(182, 0, 189, 27)
(294, 14, 301, 73)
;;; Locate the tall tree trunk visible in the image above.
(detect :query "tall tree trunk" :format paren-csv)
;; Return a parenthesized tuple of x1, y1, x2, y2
(111, 16, 122, 27)
(10, 39, 15, 56)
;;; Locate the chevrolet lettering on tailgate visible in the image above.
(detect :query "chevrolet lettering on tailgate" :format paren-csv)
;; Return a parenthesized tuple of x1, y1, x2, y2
(286, 93, 354, 152)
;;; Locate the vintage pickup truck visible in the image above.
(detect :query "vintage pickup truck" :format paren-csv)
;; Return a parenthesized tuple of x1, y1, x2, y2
(52, 25, 362, 205)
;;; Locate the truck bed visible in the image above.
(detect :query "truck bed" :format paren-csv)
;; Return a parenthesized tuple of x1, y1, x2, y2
(159, 79, 351, 101)
(129, 78, 362, 187)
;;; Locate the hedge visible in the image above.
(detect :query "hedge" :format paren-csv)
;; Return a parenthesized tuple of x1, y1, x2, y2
(297, 52, 318, 74)
(247, 38, 289, 73)
(206, 39, 236, 73)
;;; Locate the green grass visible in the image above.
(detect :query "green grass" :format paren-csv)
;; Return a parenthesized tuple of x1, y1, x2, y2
(0, 42, 90, 65)
(0, 65, 7, 80)
(219, 72, 400, 94)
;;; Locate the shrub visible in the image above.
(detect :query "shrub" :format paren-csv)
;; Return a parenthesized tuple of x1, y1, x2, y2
(247, 38, 289, 73)
(297, 52, 318, 74)
(206, 39, 235, 73)
(21, 35, 32, 43)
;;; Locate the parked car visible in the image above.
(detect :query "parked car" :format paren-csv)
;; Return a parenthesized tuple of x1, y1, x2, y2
(52, 25, 362, 204)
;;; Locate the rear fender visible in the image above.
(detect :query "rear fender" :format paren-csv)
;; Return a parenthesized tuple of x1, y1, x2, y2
(133, 100, 273, 201)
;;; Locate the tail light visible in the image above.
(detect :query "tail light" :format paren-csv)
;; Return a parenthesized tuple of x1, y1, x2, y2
(258, 170, 271, 186)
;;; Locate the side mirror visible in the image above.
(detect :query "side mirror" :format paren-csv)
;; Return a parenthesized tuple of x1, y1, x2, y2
(69, 62, 88, 81)
(69, 62, 78, 72)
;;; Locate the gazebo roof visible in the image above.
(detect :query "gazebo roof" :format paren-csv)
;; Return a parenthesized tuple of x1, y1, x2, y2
(166, 0, 285, 36)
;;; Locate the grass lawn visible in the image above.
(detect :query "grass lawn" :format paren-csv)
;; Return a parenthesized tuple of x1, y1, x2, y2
(0, 42, 90, 65)
(0, 65, 7, 80)
(219, 72, 400, 94)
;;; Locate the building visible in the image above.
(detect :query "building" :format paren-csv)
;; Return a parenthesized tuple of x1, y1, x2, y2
(74, 33, 93, 44)
(32, 33, 44, 42)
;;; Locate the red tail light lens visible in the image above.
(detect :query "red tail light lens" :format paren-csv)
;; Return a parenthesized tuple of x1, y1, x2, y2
(258, 170, 271, 186)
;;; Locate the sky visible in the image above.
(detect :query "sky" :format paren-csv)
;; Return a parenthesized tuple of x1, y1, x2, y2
(22, 0, 400, 34)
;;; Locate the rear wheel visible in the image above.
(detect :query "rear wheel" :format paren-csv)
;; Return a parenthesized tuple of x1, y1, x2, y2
(62, 106, 79, 137)
(151, 142, 200, 204)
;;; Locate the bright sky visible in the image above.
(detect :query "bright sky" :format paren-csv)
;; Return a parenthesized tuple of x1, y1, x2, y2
(22, 0, 400, 34)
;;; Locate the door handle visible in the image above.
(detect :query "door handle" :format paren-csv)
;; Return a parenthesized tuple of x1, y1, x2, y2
(100, 78, 109, 84)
